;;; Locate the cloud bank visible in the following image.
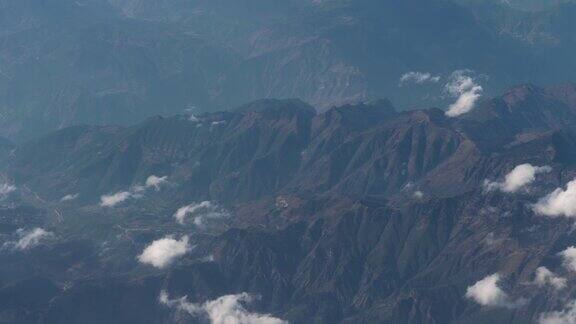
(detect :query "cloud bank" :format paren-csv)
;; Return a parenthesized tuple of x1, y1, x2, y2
(484, 164, 551, 193)
(445, 70, 483, 117)
(159, 291, 287, 324)
(465, 273, 526, 308)
(534, 266, 566, 290)
(399, 71, 441, 86)
(174, 201, 230, 227)
(138, 235, 191, 269)
(533, 179, 576, 217)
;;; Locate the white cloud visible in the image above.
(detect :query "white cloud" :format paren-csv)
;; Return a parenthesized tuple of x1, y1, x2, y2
(2, 228, 53, 251)
(138, 235, 191, 269)
(559, 246, 576, 272)
(100, 175, 168, 207)
(540, 300, 576, 324)
(100, 191, 132, 207)
(413, 190, 424, 199)
(174, 201, 230, 227)
(159, 291, 287, 324)
(445, 70, 483, 117)
(0, 182, 16, 199)
(533, 179, 576, 218)
(399, 71, 441, 86)
(465, 273, 526, 308)
(484, 164, 551, 193)
(534, 267, 566, 290)
(61, 193, 78, 201)
(145, 175, 168, 190)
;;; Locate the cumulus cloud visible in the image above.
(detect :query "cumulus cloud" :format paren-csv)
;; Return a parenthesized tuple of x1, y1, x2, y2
(534, 267, 567, 290)
(399, 71, 441, 86)
(413, 190, 424, 199)
(2, 228, 53, 251)
(559, 246, 576, 272)
(159, 291, 287, 324)
(145, 175, 168, 190)
(138, 235, 191, 269)
(465, 273, 526, 308)
(61, 193, 78, 201)
(445, 70, 483, 117)
(533, 179, 576, 217)
(484, 164, 551, 193)
(174, 201, 230, 227)
(0, 182, 16, 199)
(100, 191, 133, 207)
(100, 175, 168, 207)
(539, 300, 576, 324)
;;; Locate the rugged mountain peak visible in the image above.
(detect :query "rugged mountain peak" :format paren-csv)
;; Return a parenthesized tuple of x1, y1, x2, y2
(545, 82, 576, 109)
(235, 98, 316, 115)
(501, 83, 544, 104)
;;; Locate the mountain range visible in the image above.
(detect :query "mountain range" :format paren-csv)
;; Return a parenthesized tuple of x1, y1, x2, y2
(2, 0, 576, 140)
(2, 83, 576, 322)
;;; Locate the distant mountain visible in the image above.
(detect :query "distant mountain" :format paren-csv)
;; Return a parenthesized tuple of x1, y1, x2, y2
(2, 0, 576, 140)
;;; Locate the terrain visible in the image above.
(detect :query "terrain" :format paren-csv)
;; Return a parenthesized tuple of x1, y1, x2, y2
(2, 0, 576, 140)
(2, 83, 576, 323)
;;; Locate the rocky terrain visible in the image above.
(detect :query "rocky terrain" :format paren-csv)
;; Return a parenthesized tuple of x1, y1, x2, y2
(2, 83, 576, 322)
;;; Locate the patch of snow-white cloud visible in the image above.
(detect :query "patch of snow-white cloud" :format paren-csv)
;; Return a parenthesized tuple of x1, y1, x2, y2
(539, 300, 576, 324)
(145, 175, 168, 190)
(533, 179, 576, 218)
(100, 175, 168, 207)
(559, 246, 576, 272)
(159, 291, 287, 324)
(445, 70, 483, 117)
(0, 182, 16, 199)
(534, 266, 566, 290)
(465, 273, 526, 308)
(174, 201, 230, 227)
(2, 228, 53, 251)
(138, 235, 191, 269)
(61, 193, 78, 201)
(399, 71, 441, 86)
(100, 191, 132, 207)
(483, 164, 551, 193)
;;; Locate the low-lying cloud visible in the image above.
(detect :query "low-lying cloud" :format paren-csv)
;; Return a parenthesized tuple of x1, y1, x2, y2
(533, 179, 576, 217)
(540, 300, 576, 324)
(138, 235, 190, 269)
(2, 228, 53, 251)
(159, 291, 287, 324)
(484, 164, 551, 193)
(100, 175, 169, 207)
(174, 201, 230, 227)
(61, 193, 78, 201)
(445, 70, 483, 117)
(534, 266, 566, 290)
(100, 191, 132, 207)
(465, 273, 526, 308)
(559, 246, 576, 272)
(0, 182, 16, 199)
(145, 175, 168, 190)
(399, 71, 441, 86)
